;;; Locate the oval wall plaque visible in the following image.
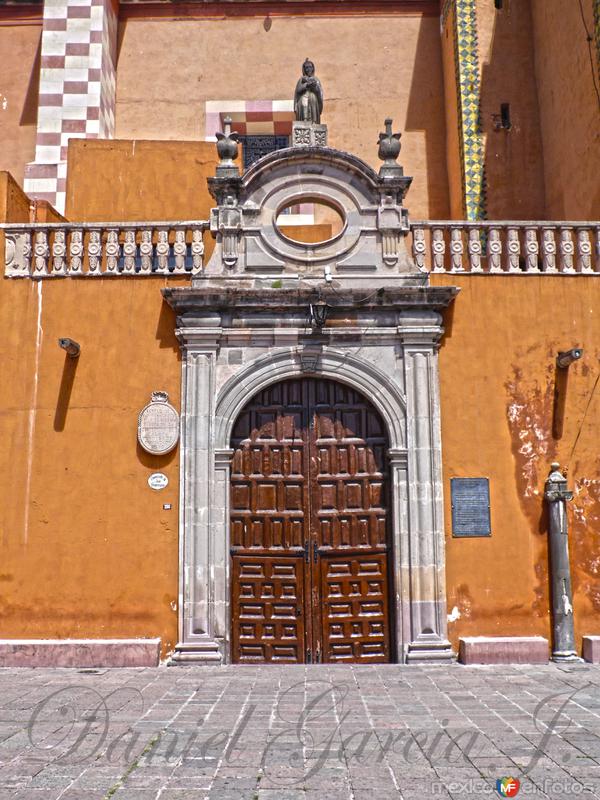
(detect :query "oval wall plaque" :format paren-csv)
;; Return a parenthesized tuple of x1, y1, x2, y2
(148, 472, 169, 490)
(138, 391, 180, 455)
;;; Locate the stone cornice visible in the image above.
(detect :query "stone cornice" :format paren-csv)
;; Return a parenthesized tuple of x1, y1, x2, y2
(162, 284, 459, 314)
(119, 1, 440, 20)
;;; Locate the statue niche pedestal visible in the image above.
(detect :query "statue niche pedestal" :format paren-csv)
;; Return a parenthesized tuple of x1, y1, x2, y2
(292, 121, 328, 147)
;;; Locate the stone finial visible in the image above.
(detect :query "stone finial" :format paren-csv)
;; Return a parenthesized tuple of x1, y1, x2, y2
(215, 116, 240, 176)
(378, 118, 403, 178)
(545, 462, 573, 501)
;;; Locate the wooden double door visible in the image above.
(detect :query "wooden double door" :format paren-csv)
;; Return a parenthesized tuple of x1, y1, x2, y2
(230, 378, 392, 663)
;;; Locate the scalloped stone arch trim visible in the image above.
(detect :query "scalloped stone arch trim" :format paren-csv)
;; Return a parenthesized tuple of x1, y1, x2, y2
(214, 347, 406, 450)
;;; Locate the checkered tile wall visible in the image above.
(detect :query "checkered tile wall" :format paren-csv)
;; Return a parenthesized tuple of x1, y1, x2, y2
(442, 0, 486, 221)
(205, 100, 295, 140)
(23, 0, 117, 214)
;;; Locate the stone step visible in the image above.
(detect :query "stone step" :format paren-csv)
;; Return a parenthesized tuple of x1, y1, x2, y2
(583, 636, 600, 663)
(0, 638, 161, 668)
(459, 636, 549, 665)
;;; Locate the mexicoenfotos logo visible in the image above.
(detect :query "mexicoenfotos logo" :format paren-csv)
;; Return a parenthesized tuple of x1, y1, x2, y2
(496, 777, 520, 797)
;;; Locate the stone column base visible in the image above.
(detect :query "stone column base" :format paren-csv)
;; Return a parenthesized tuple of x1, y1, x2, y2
(167, 640, 223, 666)
(406, 639, 454, 664)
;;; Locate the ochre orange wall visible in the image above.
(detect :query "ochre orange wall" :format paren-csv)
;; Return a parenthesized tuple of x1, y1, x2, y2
(115, 13, 450, 219)
(477, 0, 546, 220)
(0, 172, 32, 222)
(0, 279, 182, 656)
(0, 23, 40, 186)
(65, 139, 221, 222)
(433, 274, 600, 653)
(531, 0, 600, 219)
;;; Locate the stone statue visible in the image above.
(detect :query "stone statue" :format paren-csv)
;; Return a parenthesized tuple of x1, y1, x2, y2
(294, 59, 323, 124)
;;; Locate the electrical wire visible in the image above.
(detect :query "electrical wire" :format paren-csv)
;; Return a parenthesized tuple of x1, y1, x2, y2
(567, 368, 600, 470)
(577, 0, 600, 111)
(321, 283, 384, 306)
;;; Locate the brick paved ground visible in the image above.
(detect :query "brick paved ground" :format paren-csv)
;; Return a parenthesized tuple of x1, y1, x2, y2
(1, 663, 600, 799)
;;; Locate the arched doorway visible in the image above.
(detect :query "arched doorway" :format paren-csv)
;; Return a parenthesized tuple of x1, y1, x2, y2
(230, 377, 392, 664)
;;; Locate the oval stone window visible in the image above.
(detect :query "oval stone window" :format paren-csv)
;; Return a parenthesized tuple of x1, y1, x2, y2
(276, 198, 345, 245)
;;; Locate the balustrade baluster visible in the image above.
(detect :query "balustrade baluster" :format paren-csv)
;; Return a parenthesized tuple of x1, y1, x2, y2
(559, 227, 575, 273)
(156, 228, 169, 274)
(486, 227, 502, 272)
(191, 228, 204, 274)
(524, 227, 540, 272)
(69, 229, 83, 274)
(22, 231, 32, 275)
(506, 227, 521, 272)
(123, 229, 136, 274)
(541, 227, 557, 273)
(173, 229, 187, 273)
(139, 229, 153, 273)
(431, 228, 445, 272)
(467, 228, 482, 273)
(52, 229, 67, 275)
(575, 228, 592, 273)
(88, 230, 101, 274)
(449, 227, 464, 272)
(411, 226, 426, 271)
(105, 229, 120, 274)
(33, 229, 49, 276)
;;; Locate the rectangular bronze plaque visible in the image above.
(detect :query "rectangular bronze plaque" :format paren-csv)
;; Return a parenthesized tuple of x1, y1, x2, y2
(451, 478, 491, 538)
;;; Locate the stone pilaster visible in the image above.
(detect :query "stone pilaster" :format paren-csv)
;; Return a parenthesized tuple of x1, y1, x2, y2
(388, 448, 411, 659)
(399, 311, 453, 663)
(169, 326, 224, 665)
(23, 0, 117, 214)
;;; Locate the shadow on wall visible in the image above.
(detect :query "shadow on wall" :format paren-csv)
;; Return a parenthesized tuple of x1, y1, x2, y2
(479, 0, 546, 220)
(156, 297, 180, 355)
(136, 441, 177, 470)
(19, 30, 41, 126)
(404, 15, 451, 220)
(54, 352, 79, 432)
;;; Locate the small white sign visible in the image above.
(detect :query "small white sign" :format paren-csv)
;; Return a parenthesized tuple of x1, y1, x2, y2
(148, 472, 169, 491)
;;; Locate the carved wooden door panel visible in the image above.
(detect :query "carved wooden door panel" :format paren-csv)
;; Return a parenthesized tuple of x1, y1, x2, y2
(230, 380, 309, 663)
(230, 378, 390, 664)
(310, 380, 390, 663)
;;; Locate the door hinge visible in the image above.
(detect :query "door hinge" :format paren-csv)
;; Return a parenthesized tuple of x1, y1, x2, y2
(313, 541, 318, 563)
(304, 541, 309, 563)
(306, 649, 312, 664)
(315, 647, 321, 664)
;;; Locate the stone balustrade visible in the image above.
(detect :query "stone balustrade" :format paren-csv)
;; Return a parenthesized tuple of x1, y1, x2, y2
(2, 220, 600, 277)
(2, 222, 208, 278)
(410, 221, 600, 274)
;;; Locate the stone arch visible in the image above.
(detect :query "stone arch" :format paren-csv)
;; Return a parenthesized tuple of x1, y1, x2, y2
(214, 347, 407, 451)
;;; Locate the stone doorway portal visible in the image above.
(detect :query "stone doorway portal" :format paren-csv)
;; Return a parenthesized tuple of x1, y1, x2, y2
(230, 378, 391, 664)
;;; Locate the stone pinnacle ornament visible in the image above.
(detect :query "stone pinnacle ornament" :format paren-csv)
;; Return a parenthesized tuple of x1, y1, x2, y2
(378, 118, 403, 178)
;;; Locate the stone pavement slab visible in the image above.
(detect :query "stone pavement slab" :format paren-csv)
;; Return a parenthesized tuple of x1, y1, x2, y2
(0, 663, 599, 799)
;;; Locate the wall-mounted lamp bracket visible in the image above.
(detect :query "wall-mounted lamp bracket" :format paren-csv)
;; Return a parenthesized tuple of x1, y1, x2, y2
(309, 300, 329, 329)
(556, 348, 583, 369)
(58, 338, 81, 358)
